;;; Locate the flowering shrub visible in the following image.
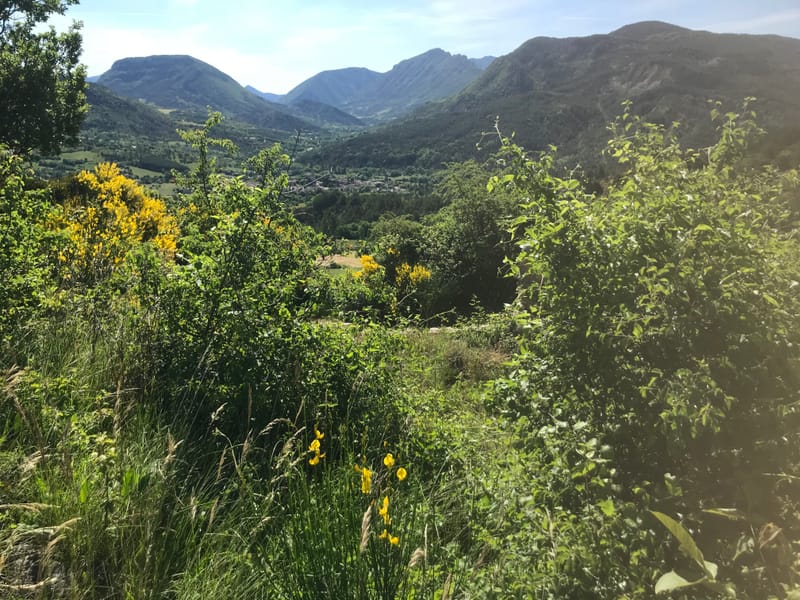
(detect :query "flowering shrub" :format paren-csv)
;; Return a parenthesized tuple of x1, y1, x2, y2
(394, 262, 431, 287)
(50, 163, 178, 285)
(353, 254, 382, 279)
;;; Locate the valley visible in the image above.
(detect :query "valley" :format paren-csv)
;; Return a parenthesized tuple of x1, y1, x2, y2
(4, 8, 800, 598)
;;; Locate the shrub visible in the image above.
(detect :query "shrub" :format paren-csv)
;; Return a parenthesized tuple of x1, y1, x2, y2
(490, 102, 800, 597)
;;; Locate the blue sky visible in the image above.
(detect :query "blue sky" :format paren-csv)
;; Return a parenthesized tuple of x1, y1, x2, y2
(51, 0, 800, 94)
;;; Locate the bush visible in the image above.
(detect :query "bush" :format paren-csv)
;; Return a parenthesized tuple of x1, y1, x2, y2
(490, 102, 800, 597)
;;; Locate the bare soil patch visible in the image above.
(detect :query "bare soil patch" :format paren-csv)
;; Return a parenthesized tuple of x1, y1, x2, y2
(317, 254, 362, 269)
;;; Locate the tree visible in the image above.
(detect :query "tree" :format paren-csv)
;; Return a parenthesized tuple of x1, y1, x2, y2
(423, 160, 518, 316)
(0, 0, 87, 155)
(493, 103, 800, 597)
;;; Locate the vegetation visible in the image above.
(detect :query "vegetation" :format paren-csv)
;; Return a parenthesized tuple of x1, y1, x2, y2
(0, 0, 87, 155)
(308, 22, 800, 171)
(2, 4, 800, 599)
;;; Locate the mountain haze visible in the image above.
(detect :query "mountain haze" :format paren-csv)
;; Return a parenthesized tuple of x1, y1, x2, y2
(244, 86, 286, 104)
(349, 48, 484, 121)
(256, 49, 491, 123)
(283, 67, 382, 108)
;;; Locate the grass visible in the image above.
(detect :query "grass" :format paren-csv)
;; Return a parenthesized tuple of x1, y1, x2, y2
(126, 165, 164, 178)
(318, 253, 363, 277)
(60, 150, 102, 163)
(0, 297, 517, 598)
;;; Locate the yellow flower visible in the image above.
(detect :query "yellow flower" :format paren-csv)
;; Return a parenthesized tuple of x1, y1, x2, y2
(308, 437, 324, 466)
(378, 495, 390, 525)
(383, 453, 395, 468)
(314, 426, 324, 440)
(354, 254, 381, 279)
(396, 467, 407, 481)
(355, 464, 372, 494)
(395, 262, 431, 287)
(378, 528, 399, 545)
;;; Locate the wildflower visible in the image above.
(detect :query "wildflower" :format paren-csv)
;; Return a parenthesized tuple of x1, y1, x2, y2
(308, 435, 325, 466)
(379, 528, 399, 545)
(314, 426, 324, 440)
(395, 262, 431, 287)
(383, 453, 395, 468)
(378, 495, 390, 525)
(354, 254, 381, 279)
(396, 467, 407, 481)
(355, 464, 372, 494)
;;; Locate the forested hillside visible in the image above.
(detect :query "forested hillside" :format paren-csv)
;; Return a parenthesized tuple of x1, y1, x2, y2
(308, 21, 800, 170)
(2, 3, 800, 599)
(98, 55, 315, 133)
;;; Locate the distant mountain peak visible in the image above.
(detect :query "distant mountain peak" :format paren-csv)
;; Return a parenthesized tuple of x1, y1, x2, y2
(97, 54, 315, 133)
(310, 22, 800, 170)
(281, 48, 484, 123)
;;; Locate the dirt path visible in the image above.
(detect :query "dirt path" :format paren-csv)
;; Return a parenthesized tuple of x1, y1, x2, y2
(317, 254, 362, 269)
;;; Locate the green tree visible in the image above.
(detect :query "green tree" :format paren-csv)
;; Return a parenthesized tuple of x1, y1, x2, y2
(423, 160, 518, 316)
(491, 103, 800, 597)
(0, 0, 87, 155)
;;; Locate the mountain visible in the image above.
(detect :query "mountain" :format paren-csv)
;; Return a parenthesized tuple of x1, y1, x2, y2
(307, 22, 800, 170)
(283, 67, 381, 108)
(470, 56, 496, 70)
(349, 49, 484, 121)
(245, 85, 284, 104)
(247, 84, 365, 128)
(284, 99, 364, 127)
(84, 83, 178, 138)
(97, 55, 315, 134)
(277, 49, 485, 123)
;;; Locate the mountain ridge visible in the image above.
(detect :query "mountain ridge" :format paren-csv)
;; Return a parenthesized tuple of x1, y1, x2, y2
(97, 55, 316, 134)
(248, 49, 496, 123)
(306, 22, 800, 169)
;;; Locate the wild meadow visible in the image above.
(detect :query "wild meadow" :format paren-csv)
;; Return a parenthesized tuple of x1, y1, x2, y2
(2, 96, 799, 600)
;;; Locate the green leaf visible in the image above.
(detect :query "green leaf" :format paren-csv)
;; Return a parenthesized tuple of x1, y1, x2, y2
(703, 560, 718, 580)
(701, 580, 737, 598)
(762, 292, 780, 308)
(79, 479, 89, 505)
(702, 507, 747, 521)
(651, 511, 709, 574)
(694, 224, 713, 233)
(598, 498, 615, 517)
(654, 571, 703, 594)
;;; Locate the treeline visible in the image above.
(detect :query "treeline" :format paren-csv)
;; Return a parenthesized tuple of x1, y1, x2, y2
(296, 189, 446, 239)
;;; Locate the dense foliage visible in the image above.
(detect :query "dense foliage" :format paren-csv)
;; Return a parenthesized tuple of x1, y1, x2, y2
(482, 102, 800, 598)
(0, 0, 86, 155)
(1, 5, 799, 596)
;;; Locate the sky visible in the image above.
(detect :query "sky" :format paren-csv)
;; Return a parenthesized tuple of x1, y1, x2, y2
(50, 0, 800, 95)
